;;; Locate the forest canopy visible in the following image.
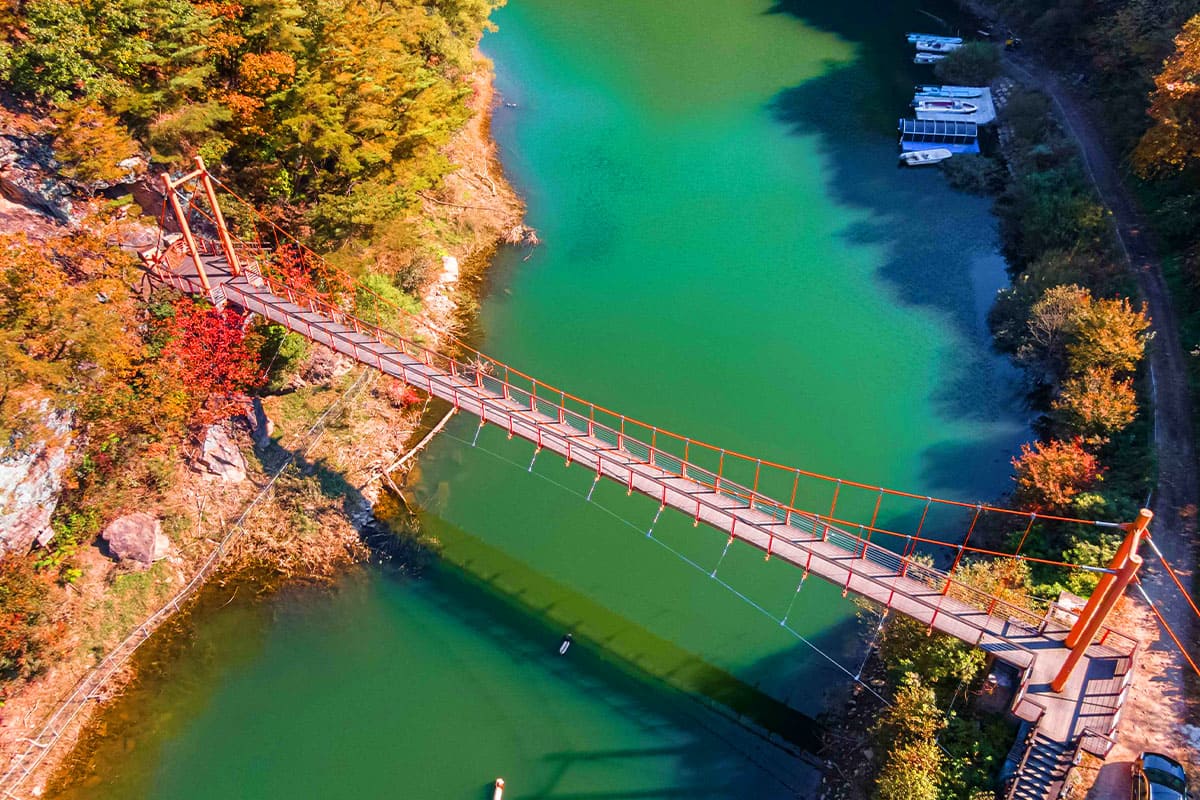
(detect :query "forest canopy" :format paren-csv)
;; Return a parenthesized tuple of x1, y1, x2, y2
(0, 0, 501, 241)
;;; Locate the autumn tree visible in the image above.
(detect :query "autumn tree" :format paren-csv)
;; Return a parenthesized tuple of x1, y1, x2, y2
(1052, 367, 1138, 438)
(160, 299, 264, 423)
(1067, 295, 1151, 375)
(52, 101, 142, 186)
(872, 673, 946, 800)
(953, 558, 1034, 610)
(1012, 438, 1101, 514)
(0, 231, 144, 441)
(1135, 14, 1200, 176)
(1015, 284, 1089, 384)
(875, 739, 942, 800)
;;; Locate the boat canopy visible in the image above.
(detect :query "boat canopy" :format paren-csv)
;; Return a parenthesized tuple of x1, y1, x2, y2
(897, 118, 980, 153)
(898, 118, 977, 142)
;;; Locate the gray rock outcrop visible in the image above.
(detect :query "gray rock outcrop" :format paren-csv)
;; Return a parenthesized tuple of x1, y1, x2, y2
(0, 129, 73, 223)
(101, 512, 169, 565)
(0, 408, 72, 554)
(196, 424, 247, 483)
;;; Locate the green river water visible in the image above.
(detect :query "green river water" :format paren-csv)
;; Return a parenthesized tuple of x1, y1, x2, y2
(54, 2, 1030, 798)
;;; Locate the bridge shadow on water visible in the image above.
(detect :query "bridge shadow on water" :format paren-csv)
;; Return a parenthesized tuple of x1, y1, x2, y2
(765, 0, 1031, 502)
(403, 502, 845, 798)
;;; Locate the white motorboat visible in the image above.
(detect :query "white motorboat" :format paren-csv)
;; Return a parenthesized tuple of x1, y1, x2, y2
(915, 39, 962, 53)
(906, 33, 962, 44)
(914, 53, 947, 64)
(913, 99, 978, 114)
(915, 84, 984, 98)
(899, 148, 953, 166)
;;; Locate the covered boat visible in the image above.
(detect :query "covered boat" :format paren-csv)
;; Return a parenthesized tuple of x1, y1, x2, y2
(898, 118, 980, 154)
(914, 53, 946, 64)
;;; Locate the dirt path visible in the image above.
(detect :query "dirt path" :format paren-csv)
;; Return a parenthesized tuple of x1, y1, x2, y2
(998, 45, 1199, 798)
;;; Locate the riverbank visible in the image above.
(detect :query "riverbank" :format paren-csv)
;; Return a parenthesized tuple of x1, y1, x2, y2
(0, 51, 525, 797)
(983, 8, 1199, 792)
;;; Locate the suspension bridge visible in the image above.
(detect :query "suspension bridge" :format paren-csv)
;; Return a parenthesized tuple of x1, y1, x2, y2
(147, 159, 1159, 775)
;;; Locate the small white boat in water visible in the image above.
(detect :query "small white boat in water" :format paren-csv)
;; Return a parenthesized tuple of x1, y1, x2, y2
(494, 778, 505, 800)
(900, 148, 953, 166)
(915, 84, 984, 98)
(907, 32, 962, 44)
(913, 99, 978, 114)
(914, 53, 947, 64)
(915, 39, 962, 53)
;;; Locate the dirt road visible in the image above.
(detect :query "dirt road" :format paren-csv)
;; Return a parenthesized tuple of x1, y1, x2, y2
(1001, 47, 1199, 799)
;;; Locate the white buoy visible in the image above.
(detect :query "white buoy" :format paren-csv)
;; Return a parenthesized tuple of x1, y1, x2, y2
(493, 778, 505, 800)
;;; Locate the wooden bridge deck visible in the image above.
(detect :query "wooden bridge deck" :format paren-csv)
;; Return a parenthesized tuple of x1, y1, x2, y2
(157, 253, 1134, 751)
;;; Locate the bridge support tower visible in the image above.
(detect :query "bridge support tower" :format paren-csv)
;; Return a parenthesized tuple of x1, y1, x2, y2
(1051, 508, 1151, 693)
(159, 156, 241, 298)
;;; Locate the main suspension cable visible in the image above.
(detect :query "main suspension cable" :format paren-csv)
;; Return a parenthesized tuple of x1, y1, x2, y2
(1143, 535, 1200, 622)
(1134, 576, 1200, 678)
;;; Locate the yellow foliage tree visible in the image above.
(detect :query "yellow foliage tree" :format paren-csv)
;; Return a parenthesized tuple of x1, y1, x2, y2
(51, 102, 141, 186)
(1134, 14, 1200, 176)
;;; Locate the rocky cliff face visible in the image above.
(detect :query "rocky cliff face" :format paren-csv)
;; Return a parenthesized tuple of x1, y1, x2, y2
(0, 407, 72, 554)
(0, 116, 74, 224)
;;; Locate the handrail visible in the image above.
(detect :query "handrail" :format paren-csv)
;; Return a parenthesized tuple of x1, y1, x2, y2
(202, 173, 1132, 531)
(144, 245, 1140, 656)
(1004, 714, 1045, 800)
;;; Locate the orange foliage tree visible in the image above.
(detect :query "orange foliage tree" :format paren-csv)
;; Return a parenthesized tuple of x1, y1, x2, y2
(1051, 367, 1138, 438)
(1134, 14, 1200, 177)
(1012, 438, 1102, 514)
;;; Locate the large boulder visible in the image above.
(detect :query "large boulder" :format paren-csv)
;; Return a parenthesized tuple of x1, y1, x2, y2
(0, 408, 72, 554)
(195, 424, 247, 483)
(101, 513, 169, 565)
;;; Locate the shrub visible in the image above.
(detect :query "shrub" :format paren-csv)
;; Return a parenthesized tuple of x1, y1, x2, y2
(934, 42, 1001, 85)
(941, 154, 1003, 194)
(356, 271, 421, 334)
(0, 554, 54, 682)
(258, 323, 309, 393)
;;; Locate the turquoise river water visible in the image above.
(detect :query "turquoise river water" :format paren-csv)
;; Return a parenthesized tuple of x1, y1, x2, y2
(53, 1, 1029, 798)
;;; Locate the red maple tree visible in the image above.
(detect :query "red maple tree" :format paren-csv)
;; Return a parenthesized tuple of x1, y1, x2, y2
(162, 299, 263, 423)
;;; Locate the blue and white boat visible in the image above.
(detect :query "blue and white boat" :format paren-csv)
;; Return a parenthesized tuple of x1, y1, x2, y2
(907, 32, 963, 44)
(915, 85, 984, 98)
